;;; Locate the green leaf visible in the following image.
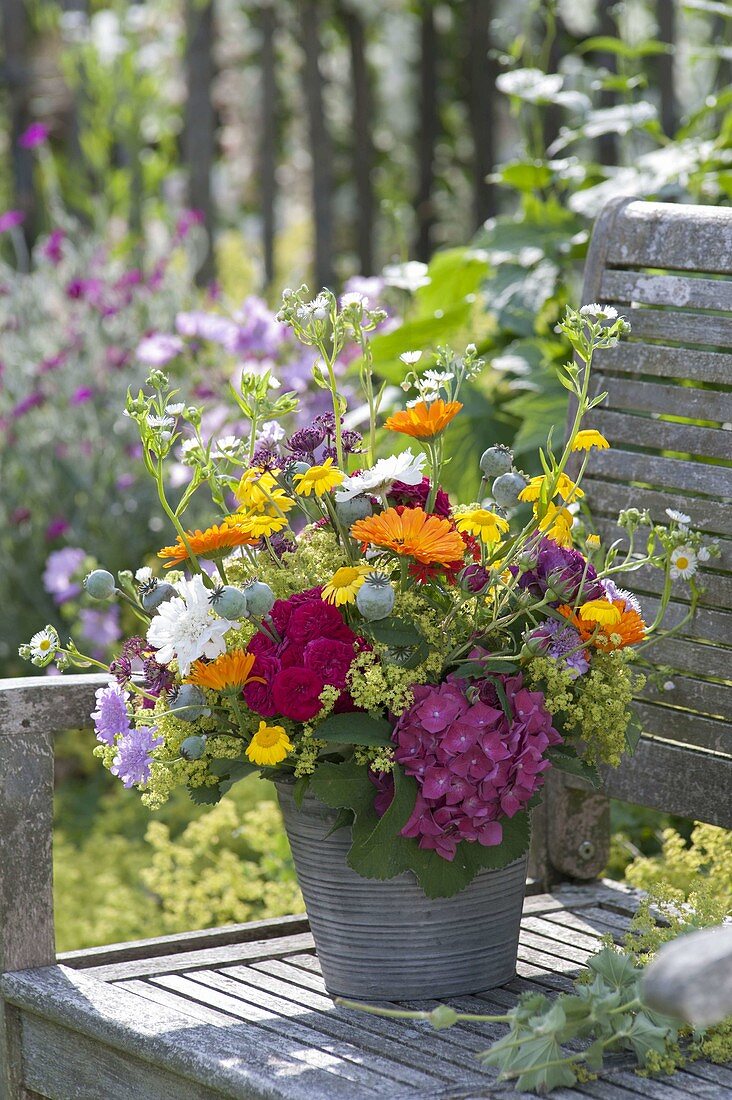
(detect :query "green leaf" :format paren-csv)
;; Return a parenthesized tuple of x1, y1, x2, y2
(187, 783, 222, 805)
(588, 947, 641, 994)
(626, 1011, 672, 1066)
(367, 619, 424, 647)
(625, 713, 643, 754)
(323, 806, 355, 839)
(348, 764, 419, 879)
(293, 775, 310, 809)
(546, 745, 602, 789)
(316, 712, 394, 747)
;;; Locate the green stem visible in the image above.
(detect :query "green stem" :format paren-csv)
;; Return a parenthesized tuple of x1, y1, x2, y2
(335, 998, 511, 1025)
(156, 460, 201, 574)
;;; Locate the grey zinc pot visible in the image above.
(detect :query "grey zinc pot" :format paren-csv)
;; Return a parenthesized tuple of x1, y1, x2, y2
(276, 780, 528, 1001)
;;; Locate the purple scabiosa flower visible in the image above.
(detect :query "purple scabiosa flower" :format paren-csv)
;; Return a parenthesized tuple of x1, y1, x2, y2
(92, 682, 131, 745)
(601, 578, 642, 613)
(41, 228, 65, 264)
(18, 122, 49, 148)
(110, 725, 163, 788)
(523, 619, 589, 679)
(79, 606, 122, 653)
(390, 675, 561, 861)
(137, 332, 184, 366)
(43, 546, 86, 604)
(0, 210, 24, 233)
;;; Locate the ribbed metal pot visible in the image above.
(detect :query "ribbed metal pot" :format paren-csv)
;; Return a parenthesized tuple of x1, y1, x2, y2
(276, 780, 528, 1000)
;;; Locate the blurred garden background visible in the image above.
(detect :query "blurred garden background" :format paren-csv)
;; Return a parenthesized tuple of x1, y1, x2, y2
(2, 0, 731, 950)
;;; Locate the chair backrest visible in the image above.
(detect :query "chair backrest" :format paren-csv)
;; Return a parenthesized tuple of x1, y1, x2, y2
(534, 197, 732, 885)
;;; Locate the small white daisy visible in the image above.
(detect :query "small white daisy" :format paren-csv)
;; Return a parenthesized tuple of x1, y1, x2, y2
(340, 291, 368, 309)
(399, 351, 423, 366)
(663, 680, 676, 692)
(212, 435, 243, 460)
(146, 575, 238, 675)
(383, 261, 431, 293)
(422, 369, 454, 385)
(579, 303, 618, 320)
(698, 546, 711, 562)
(147, 414, 175, 431)
(665, 507, 691, 525)
(165, 402, 185, 416)
(670, 545, 698, 580)
(30, 627, 59, 663)
(335, 450, 426, 503)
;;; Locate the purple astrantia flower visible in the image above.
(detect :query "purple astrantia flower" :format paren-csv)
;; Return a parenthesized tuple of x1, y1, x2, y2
(0, 210, 24, 233)
(42, 546, 87, 604)
(19, 122, 49, 148)
(109, 636, 148, 685)
(41, 228, 65, 264)
(385, 675, 561, 861)
(524, 619, 589, 679)
(92, 682, 131, 745)
(110, 725, 163, 788)
(601, 578, 641, 613)
(137, 333, 184, 366)
(79, 606, 122, 653)
(514, 537, 605, 604)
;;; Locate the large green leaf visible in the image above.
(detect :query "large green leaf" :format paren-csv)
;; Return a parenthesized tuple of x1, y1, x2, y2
(316, 712, 394, 747)
(546, 745, 602, 789)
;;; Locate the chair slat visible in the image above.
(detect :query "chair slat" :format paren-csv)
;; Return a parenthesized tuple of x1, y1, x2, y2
(634, 702, 731, 755)
(589, 450, 732, 498)
(595, 375, 732, 423)
(642, 637, 732, 682)
(601, 269, 732, 312)
(586, 409, 732, 462)
(598, 343, 732, 385)
(603, 561, 732, 612)
(603, 739, 732, 827)
(619, 307, 732, 350)
(592, 519, 732, 574)
(582, 478, 732, 537)
(639, 674, 732, 722)
(604, 200, 732, 274)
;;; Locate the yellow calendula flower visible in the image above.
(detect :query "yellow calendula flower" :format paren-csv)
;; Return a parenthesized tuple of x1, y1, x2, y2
(578, 599, 622, 627)
(293, 457, 344, 497)
(571, 429, 609, 452)
(586, 533, 601, 548)
(455, 508, 510, 543)
(236, 511, 289, 538)
(322, 564, 369, 606)
(246, 721, 292, 766)
(537, 502, 574, 547)
(236, 467, 281, 510)
(519, 473, 584, 504)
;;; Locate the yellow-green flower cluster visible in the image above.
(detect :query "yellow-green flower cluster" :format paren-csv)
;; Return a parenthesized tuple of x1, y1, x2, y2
(527, 650, 643, 768)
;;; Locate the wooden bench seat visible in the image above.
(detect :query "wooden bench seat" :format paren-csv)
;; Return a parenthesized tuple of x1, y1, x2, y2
(8, 882, 732, 1100)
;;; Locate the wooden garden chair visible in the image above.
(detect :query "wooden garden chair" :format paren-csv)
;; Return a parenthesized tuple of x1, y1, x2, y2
(1, 198, 731, 1098)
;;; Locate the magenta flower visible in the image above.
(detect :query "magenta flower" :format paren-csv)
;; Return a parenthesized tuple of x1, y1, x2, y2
(388, 675, 562, 861)
(0, 210, 24, 234)
(272, 667, 325, 722)
(41, 228, 65, 264)
(19, 122, 49, 149)
(45, 516, 70, 541)
(12, 392, 45, 418)
(70, 386, 94, 406)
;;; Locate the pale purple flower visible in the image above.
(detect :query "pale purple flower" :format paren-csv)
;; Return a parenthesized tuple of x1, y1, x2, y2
(43, 546, 86, 604)
(12, 392, 45, 418)
(0, 210, 24, 233)
(70, 386, 94, 405)
(136, 333, 184, 365)
(228, 296, 287, 358)
(92, 682, 131, 745)
(524, 619, 589, 678)
(79, 605, 122, 652)
(175, 209, 204, 239)
(19, 122, 49, 148)
(110, 725, 163, 788)
(601, 578, 641, 613)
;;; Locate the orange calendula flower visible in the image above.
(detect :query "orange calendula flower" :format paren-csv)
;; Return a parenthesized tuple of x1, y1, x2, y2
(351, 506, 465, 566)
(559, 600, 646, 651)
(385, 399, 463, 440)
(158, 523, 259, 567)
(186, 649, 264, 692)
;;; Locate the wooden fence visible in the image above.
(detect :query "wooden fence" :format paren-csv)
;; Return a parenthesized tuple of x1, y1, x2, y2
(0, 0, 721, 287)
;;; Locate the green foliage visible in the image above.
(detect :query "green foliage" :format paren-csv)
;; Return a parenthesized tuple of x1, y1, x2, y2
(309, 759, 531, 897)
(624, 825, 732, 927)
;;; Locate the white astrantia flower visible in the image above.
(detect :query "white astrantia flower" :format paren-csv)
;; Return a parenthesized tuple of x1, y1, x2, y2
(335, 450, 426, 503)
(665, 507, 691, 525)
(399, 350, 423, 366)
(670, 546, 698, 581)
(579, 303, 618, 321)
(382, 261, 431, 293)
(146, 575, 238, 675)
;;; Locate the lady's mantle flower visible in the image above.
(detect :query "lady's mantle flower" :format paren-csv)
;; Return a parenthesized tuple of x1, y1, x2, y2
(335, 450, 426, 503)
(322, 565, 369, 606)
(146, 575, 238, 675)
(246, 721, 292, 766)
(670, 546, 698, 580)
(110, 725, 163, 788)
(92, 682, 131, 745)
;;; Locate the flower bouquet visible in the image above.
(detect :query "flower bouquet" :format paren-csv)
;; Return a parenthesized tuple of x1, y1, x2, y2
(22, 294, 712, 999)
